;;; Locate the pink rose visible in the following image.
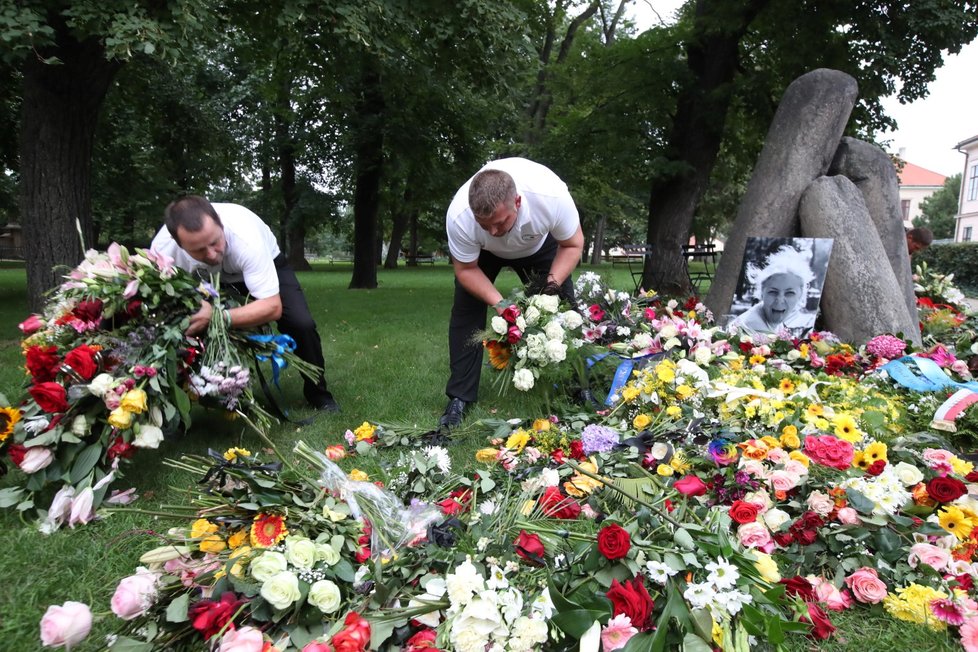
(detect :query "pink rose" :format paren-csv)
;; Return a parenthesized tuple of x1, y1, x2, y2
(843, 567, 888, 604)
(835, 507, 860, 525)
(302, 643, 335, 652)
(803, 435, 854, 470)
(111, 568, 159, 620)
(219, 626, 265, 652)
(737, 521, 773, 551)
(40, 601, 92, 648)
(19, 447, 55, 473)
(47, 486, 75, 526)
(673, 475, 707, 497)
(908, 543, 951, 572)
(768, 469, 799, 492)
(766, 448, 787, 463)
(739, 459, 767, 478)
(806, 491, 835, 517)
(19, 314, 44, 335)
(811, 578, 853, 611)
(922, 448, 955, 467)
(783, 460, 809, 477)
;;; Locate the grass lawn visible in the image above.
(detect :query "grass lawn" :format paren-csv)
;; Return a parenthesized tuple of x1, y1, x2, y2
(0, 261, 960, 650)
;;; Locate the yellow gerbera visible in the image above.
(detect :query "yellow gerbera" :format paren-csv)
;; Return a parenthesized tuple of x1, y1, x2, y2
(223, 447, 251, 462)
(833, 414, 862, 443)
(862, 441, 888, 463)
(505, 429, 531, 453)
(0, 406, 22, 442)
(779, 378, 796, 393)
(938, 505, 975, 540)
(749, 354, 766, 365)
(806, 404, 825, 419)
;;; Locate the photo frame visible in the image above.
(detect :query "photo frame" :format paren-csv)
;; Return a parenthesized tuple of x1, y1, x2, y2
(726, 237, 833, 338)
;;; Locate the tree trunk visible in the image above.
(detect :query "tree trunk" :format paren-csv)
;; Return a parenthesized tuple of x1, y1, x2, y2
(20, 25, 121, 311)
(590, 214, 607, 264)
(275, 71, 310, 271)
(643, 0, 768, 295)
(349, 57, 384, 289)
(385, 185, 413, 268)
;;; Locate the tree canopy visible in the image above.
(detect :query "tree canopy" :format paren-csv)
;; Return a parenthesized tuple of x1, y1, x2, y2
(916, 173, 963, 240)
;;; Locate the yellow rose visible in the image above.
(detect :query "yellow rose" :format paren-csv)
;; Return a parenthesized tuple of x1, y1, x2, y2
(353, 421, 376, 441)
(107, 407, 133, 429)
(190, 518, 219, 538)
(788, 450, 811, 467)
(349, 469, 369, 482)
(753, 552, 781, 583)
(532, 418, 552, 432)
(656, 464, 674, 477)
(475, 448, 499, 464)
(760, 436, 780, 450)
(120, 388, 148, 414)
(633, 414, 652, 430)
(665, 406, 682, 418)
(224, 447, 251, 462)
(199, 534, 227, 553)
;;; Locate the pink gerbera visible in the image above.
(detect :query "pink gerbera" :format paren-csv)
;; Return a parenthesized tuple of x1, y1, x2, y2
(601, 614, 638, 651)
(960, 617, 978, 652)
(931, 598, 967, 626)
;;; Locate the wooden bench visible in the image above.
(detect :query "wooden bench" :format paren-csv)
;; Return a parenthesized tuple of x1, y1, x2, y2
(328, 254, 353, 264)
(405, 254, 435, 265)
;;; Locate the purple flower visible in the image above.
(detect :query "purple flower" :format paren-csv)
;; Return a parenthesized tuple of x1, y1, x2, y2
(580, 424, 621, 455)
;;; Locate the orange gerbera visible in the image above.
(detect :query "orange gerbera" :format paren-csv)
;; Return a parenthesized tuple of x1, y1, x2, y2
(485, 340, 511, 369)
(0, 407, 21, 442)
(250, 513, 288, 548)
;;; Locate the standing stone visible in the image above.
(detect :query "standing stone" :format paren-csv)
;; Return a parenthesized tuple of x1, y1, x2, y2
(799, 176, 920, 346)
(829, 137, 918, 321)
(706, 69, 858, 319)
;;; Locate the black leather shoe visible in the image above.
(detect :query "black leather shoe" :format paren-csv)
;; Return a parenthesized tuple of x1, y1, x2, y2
(439, 397, 468, 428)
(308, 392, 340, 412)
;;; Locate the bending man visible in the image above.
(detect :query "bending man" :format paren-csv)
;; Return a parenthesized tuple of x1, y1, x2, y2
(150, 195, 339, 411)
(440, 158, 584, 427)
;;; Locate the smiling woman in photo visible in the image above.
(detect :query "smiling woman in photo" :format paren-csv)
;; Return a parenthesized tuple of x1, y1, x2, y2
(729, 245, 817, 337)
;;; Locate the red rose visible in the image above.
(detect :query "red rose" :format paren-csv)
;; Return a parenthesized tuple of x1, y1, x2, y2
(29, 382, 69, 413)
(773, 531, 795, 547)
(966, 470, 978, 483)
(189, 592, 247, 640)
(673, 475, 707, 497)
(865, 459, 887, 476)
(7, 443, 26, 467)
(18, 314, 43, 335)
(64, 345, 99, 381)
(25, 345, 60, 383)
(514, 530, 546, 565)
(507, 325, 523, 344)
(597, 523, 631, 560)
(606, 577, 654, 630)
(72, 299, 104, 322)
(795, 528, 818, 545)
(728, 500, 760, 524)
(107, 436, 135, 460)
(551, 449, 566, 463)
(569, 440, 586, 461)
(539, 486, 580, 519)
(780, 575, 815, 601)
(803, 602, 836, 640)
(502, 305, 521, 324)
(405, 629, 440, 652)
(927, 476, 968, 503)
(331, 612, 371, 652)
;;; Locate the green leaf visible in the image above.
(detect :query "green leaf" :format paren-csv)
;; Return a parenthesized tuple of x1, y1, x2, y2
(673, 528, 696, 550)
(69, 444, 102, 484)
(681, 631, 714, 652)
(621, 632, 655, 652)
(0, 487, 26, 508)
(165, 592, 190, 623)
(550, 609, 606, 638)
(844, 488, 876, 514)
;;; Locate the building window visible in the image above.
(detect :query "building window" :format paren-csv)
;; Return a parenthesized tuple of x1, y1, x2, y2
(969, 163, 978, 202)
(901, 199, 911, 221)
(965, 226, 973, 242)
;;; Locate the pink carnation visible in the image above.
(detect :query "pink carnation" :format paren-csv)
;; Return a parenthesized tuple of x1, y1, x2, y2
(865, 334, 907, 359)
(803, 435, 854, 471)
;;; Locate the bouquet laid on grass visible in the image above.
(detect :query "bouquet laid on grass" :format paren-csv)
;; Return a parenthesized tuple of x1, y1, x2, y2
(482, 290, 586, 394)
(1, 244, 314, 529)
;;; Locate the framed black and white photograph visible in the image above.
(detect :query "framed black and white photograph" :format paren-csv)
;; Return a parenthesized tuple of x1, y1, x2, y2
(726, 237, 833, 338)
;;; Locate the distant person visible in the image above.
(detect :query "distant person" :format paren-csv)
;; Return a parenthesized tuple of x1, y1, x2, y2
(440, 158, 584, 428)
(150, 195, 339, 411)
(729, 245, 816, 338)
(906, 226, 933, 256)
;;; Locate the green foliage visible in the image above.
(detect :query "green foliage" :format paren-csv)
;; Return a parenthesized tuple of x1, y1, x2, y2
(915, 174, 962, 240)
(916, 242, 978, 295)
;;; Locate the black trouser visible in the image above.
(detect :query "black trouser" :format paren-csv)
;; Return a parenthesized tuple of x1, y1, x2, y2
(231, 256, 331, 403)
(445, 235, 574, 403)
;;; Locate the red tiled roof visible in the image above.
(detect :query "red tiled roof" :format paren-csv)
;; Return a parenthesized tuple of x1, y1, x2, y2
(897, 161, 947, 187)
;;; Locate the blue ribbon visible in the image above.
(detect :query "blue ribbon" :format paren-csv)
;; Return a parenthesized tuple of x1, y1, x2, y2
(248, 334, 297, 386)
(587, 351, 663, 406)
(881, 355, 978, 394)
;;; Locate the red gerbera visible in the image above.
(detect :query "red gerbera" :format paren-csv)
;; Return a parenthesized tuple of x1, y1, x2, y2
(250, 512, 288, 547)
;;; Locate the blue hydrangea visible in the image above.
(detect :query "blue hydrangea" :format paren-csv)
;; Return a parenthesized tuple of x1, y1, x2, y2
(580, 424, 620, 455)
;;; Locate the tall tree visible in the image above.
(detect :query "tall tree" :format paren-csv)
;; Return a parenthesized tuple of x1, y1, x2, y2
(916, 173, 962, 240)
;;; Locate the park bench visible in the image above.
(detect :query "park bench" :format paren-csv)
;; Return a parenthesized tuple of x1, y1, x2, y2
(405, 253, 435, 265)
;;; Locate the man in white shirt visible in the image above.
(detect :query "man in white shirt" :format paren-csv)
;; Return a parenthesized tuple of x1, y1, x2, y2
(441, 158, 584, 427)
(150, 195, 338, 411)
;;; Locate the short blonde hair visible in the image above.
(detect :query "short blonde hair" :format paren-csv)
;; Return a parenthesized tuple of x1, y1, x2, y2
(745, 245, 815, 300)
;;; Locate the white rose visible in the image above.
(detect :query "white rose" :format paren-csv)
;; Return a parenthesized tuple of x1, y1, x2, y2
(513, 368, 535, 391)
(284, 536, 317, 569)
(544, 320, 565, 341)
(19, 447, 54, 473)
(316, 542, 341, 566)
(531, 294, 559, 314)
(491, 316, 508, 335)
(560, 310, 582, 330)
(260, 571, 301, 610)
(150, 405, 163, 427)
(133, 424, 164, 449)
(70, 415, 89, 437)
(658, 323, 679, 340)
(544, 340, 567, 363)
(693, 345, 713, 366)
(307, 579, 342, 613)
(249, 551, 288, 582)
(762, 507, 790, 531)
(88, 373, 115, 397)
(892, 461, 924, 486)
(523, 306, 540, 326)
(516, 315, 527, 330)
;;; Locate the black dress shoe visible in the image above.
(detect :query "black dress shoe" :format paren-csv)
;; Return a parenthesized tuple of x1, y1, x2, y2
(439, 397, 468, 428)
(308, 393, 340, 412)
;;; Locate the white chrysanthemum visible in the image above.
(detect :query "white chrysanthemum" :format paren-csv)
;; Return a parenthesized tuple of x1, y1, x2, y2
(446, 558, 486, 607)
(491, 315, 508, 335)
(683, 581, 714, 609)
(479, 499, 499, 516)
(645, 560, 679, 584)
(513, 368, 535, 391)
(510, 616, 549, 649)
(424, 445, 452, 473)
(706, 557, 740, 591)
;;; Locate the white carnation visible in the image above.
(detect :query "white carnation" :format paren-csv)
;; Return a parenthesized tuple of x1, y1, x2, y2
(513, 368, 535, 391)
(445, 559, 486, 607)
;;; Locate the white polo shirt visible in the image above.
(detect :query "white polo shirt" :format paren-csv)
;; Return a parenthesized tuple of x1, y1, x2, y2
(150, 203, 282, 299)
(446, 158, 579, 263)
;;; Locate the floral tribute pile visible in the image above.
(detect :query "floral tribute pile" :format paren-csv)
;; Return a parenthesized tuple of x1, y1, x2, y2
(1, 244, 312, 530)
(37, 264, 978, 651)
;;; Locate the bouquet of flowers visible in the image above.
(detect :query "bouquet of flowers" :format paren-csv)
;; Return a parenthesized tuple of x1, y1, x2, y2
(2, 244, 313, 529)
(482, 290, 586, 394)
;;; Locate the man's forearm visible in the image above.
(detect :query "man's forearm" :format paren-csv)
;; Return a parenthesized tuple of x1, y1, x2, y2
(226, 295, 283, 328)
(455, 265, 504, 308)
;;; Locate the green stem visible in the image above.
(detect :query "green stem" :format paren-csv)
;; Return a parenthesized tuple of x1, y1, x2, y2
(563, 459, 684, 528)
